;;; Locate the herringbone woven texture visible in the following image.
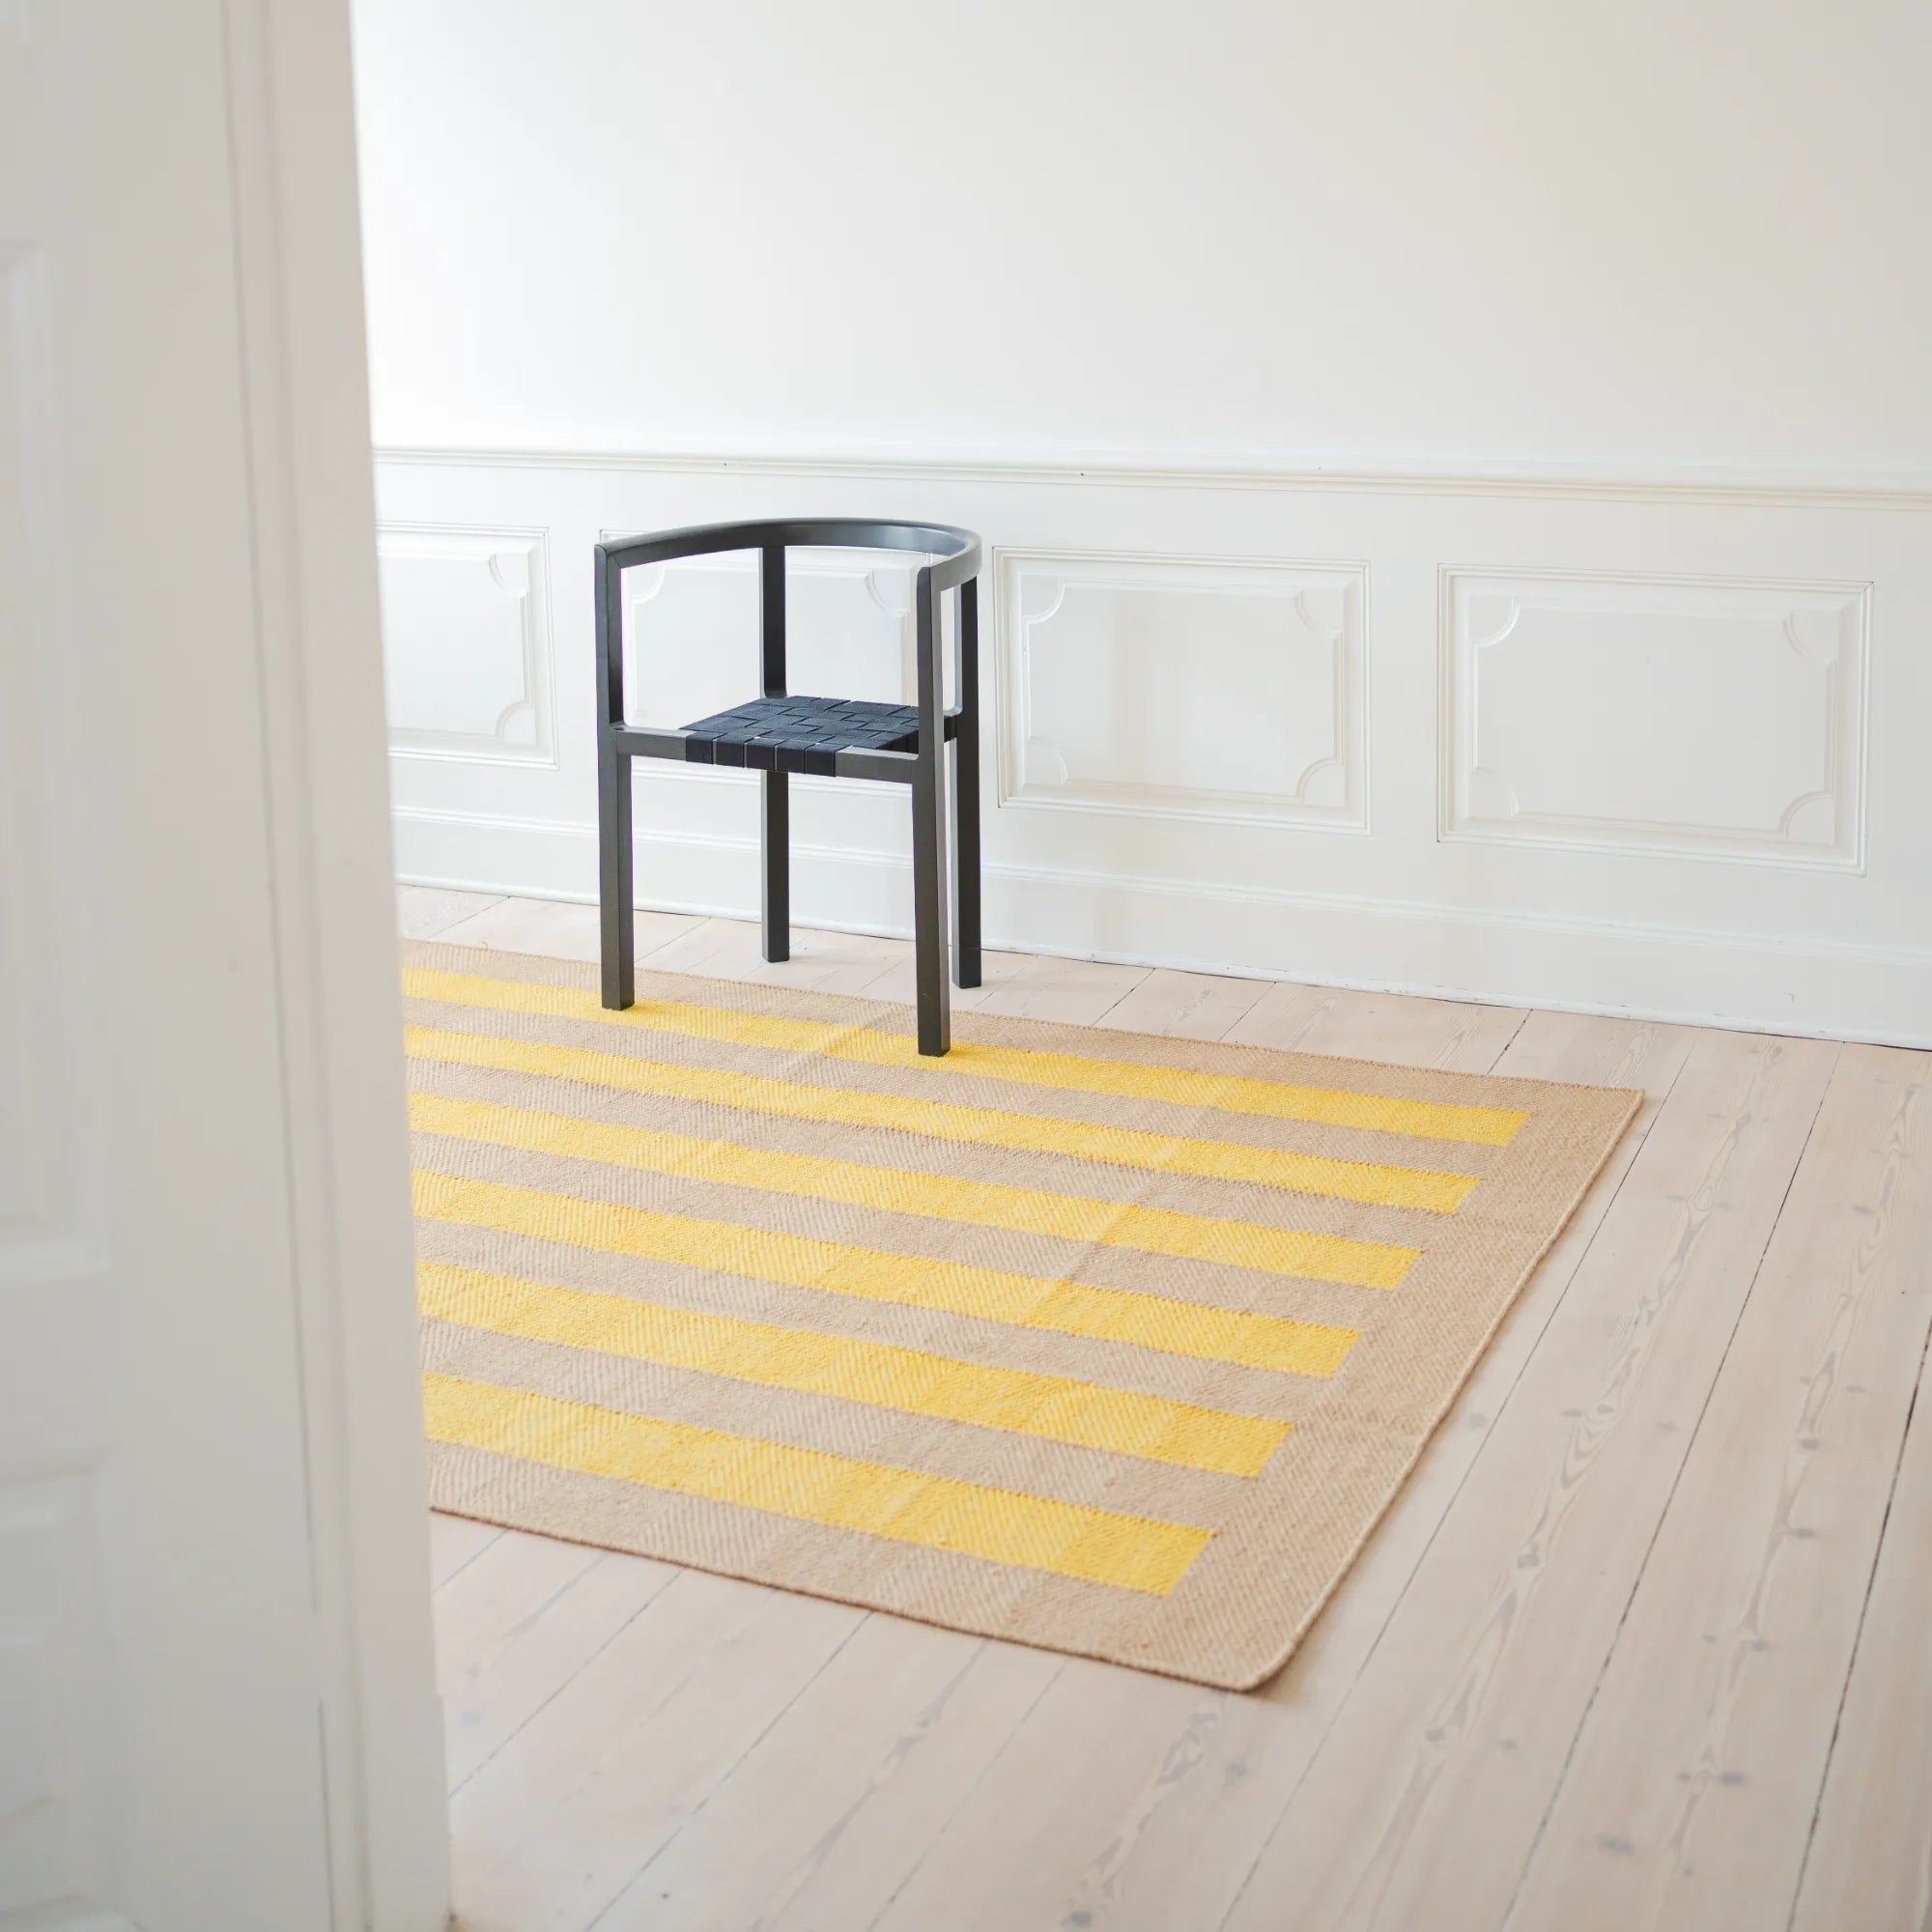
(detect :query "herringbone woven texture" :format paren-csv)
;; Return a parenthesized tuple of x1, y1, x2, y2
(406, 941, 1638, 1688)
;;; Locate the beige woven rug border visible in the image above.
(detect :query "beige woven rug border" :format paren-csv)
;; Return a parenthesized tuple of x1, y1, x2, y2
(410, 941, 1640, 1689)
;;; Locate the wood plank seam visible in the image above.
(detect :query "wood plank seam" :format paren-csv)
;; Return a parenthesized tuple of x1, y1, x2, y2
(1784, 1242, 1932, 1927)
(858, 1655, 1072, 1932)
(439, 1531, 503, 1593)
(447, 1558, 686, 1801)
(1496, 1044, 1843, 1927)
(582, 1608, 881, 1925)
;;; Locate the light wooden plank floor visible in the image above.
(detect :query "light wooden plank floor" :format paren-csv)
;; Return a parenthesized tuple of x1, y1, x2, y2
(404, 888, 1932, 1932)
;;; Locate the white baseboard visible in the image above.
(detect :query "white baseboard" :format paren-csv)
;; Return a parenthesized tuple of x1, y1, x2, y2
(394, 808, 1932, 1047)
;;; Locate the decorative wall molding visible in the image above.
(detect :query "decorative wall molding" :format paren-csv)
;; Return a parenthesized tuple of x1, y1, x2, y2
(997, 548, 1368, 830)
(376, 522, 555, 765)
(0, 243, 97, 1288)
(374, 441, 1932, 513)
(0, 1470, 122, 1924)
(0, 247, 120, 1932)
(0, 246, 47, 1266)
(1441, 568, 1870, 868)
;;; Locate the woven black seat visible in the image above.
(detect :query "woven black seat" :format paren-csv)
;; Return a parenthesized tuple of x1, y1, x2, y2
(595, 518, 983, 1056)
(678, 695, 957, 775)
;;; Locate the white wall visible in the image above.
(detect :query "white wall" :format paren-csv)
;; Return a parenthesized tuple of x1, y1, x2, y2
(354, 0, 1932, 1042)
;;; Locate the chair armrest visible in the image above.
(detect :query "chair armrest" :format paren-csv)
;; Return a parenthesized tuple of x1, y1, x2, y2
(596, 522, 797, 572)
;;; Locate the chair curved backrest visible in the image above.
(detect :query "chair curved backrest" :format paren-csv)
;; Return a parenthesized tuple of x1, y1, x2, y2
(597, 518, 981, 593)
(594, 518, 982, 739)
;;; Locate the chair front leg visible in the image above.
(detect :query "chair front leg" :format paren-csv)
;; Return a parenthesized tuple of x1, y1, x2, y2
(762, 768, 790, 962)
(911, 752, 951, 1055)
(598, 741, 636, 1009)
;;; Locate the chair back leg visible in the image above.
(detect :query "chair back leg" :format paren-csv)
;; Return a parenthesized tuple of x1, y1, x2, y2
(912, 571, 952, 1054)
(762, 769, 790, 962)
(952, 577, 982, 989)
(598, 742, 636, 1009)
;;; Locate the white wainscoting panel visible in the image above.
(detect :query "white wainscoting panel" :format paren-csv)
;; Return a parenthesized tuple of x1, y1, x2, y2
(0, 245, 94, 1285)
(1443, 569, 1869, 867)
(0, 1472, 112, 1920)
(0, 245, 48, 1265)
(999, 550, 1367, 829)
(377, 524, 554, 763)
(374, 448, 1932, 1045)
(0, 243, 122, 1931)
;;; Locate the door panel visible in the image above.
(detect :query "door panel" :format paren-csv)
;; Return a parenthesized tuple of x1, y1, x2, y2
(0, 4, 444, 1925)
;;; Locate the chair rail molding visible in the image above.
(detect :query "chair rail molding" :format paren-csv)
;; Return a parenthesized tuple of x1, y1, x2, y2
(372, 440, 1932, 512)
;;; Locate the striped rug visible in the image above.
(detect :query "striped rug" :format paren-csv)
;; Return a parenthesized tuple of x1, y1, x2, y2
(407, 940, 1639, 1689)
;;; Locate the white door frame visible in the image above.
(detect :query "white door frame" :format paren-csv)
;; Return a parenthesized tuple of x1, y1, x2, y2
(224, 0, 450, 1921)
(2, 0, 447, 1921)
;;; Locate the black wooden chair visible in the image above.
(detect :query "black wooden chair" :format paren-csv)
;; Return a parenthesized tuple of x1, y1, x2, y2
(595, 519, 984, 1056)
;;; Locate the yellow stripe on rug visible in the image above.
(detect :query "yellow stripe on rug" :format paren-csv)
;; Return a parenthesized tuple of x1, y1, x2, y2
(419, 1263, 1289, 1476)
(404, 966, 1526, 1146)
(412, 1170, 1359, 1378)
(408, 1090, 1420, 1289)
(423, 1373, 1211, 1594)
(405, 1025, 1478, 1213)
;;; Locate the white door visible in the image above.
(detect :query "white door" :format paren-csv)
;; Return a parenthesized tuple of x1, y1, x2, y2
(0, 3, 446, 1927)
